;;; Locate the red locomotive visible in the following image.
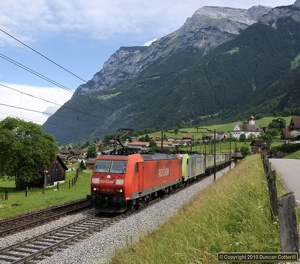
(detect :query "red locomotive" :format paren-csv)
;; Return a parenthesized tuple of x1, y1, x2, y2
(90, 152, 182, 213)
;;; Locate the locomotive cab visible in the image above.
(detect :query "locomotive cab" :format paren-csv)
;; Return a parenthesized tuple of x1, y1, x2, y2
(91, 157, 129, 212)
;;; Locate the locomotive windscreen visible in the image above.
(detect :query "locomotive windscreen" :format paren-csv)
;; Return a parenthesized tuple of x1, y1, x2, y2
(94, 160, 127, 174)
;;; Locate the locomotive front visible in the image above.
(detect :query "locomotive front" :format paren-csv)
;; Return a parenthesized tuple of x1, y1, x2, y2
(90, 155, 131, 213)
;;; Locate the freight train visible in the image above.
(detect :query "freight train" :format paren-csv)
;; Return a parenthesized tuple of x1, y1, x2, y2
(89, 151, 231, 213)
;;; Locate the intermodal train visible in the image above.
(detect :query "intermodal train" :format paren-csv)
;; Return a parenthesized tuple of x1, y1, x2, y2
(89, 151, 231, 213)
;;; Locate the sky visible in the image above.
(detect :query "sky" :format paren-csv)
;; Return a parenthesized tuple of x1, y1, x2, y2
(0, 0, 296, 125)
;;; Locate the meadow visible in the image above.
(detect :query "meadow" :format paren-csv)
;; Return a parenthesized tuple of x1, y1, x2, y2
(0, 169, 92, 219)
(110, 155, 289, 264)
(148, 116, 292, 153)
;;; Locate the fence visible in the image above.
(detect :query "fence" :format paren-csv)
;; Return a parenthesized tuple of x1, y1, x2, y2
(2, 168, 81, 200)
(262, 155, 299, 253)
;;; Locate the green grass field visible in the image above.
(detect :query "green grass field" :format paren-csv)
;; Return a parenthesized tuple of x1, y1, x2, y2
(153, 116, 292, 140)
(284, 150, 300, 159)
(0, 169, 92, 219)
(147, 116, 292, 154)
(110, 155, 287, 264)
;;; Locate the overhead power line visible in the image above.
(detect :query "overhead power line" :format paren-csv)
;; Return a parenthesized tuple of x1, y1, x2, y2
(0, 28, 142, 114)
(0, 111, 44, 124)
(1, 29, 90, 86)
(0, 83, 113, 122)
(0, 53, 117, 114)
(0, 53, 74, 93)
(0, 103, 111, 133)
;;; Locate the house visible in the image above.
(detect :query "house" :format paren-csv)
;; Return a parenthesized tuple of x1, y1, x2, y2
(127, 141, 150, 148)
(202, 135, 212, 142)
(250, 140, 270, 154)
(281, 125, 294, 141)
(151, 135, 160, 141)
(154, 141, 173, 148)
(69, 149, 82, 157)
(232, 115, 263, 139)
(59, 149, 69, 159)
(182, 134, 194, 141)
(215, 132, 229, 140)
(44, 155, 68, 186)
(85, 158, 96, 169)
(282, 117, 300, 141)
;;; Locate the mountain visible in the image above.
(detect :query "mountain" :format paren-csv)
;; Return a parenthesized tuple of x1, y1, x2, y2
(43, 2, 300, 144)
(74, 5, 270, 95)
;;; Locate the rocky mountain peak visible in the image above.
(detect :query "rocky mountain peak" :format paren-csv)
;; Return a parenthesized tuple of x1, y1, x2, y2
(260, 0, 300, 28)
(75, 5, 271, 96)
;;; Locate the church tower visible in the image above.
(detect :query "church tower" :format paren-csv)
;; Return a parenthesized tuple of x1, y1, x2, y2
(249, 115, 255, 125)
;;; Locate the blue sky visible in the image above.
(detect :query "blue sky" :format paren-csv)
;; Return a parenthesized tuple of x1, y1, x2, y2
(0, 0, 296, 124)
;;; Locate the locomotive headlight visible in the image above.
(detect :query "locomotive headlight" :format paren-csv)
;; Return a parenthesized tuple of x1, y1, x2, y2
(116, 188, 124, 193)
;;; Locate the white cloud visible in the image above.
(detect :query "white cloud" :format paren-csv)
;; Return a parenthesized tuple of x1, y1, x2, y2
(0, 83, 73, 124)
(1, 0, 294, 46)
(143, 39, 157, 46)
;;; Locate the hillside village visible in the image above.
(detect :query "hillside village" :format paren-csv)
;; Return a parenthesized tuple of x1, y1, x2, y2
(56, 116, 300, 168)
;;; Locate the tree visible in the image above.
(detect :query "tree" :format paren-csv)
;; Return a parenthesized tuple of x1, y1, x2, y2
(240, 146, 250, 157)
(86, 145, 96, 158)
(0, 118, 58, 189)
(79, 160, 86, 170)
(239, 133, 246, 141)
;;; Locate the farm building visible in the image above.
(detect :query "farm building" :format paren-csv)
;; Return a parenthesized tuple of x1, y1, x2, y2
(44, 155, 68, 186)
(281, 117, 300, 141)
(250, 140, 270, 154)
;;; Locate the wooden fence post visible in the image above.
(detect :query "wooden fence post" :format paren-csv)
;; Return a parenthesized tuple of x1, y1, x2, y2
(5, 189, 8, 200)
(264, 158, 272, 174)
(278, 192, 299, 253)
(267, 170, 278, 217)
(25, 187, 28, 197)
(57, 182, 60, 191)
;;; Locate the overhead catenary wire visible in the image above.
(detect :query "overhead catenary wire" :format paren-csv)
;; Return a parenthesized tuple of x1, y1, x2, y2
(0, 83, 113, 123)
(0, 29, 147, 141)
(0, 103, 111, 133)
(0, 53, 74, 93)
(0, 102, 93, 125)
(0, 28, 142, 114)
(0, 111, 44, 124)
(0, 52, 121, 115)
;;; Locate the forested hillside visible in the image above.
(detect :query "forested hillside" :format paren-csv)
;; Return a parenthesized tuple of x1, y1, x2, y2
(43, 3, 300, 144)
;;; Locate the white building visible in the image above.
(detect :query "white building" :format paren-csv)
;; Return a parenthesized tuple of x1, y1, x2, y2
(232, 115, 263, 139)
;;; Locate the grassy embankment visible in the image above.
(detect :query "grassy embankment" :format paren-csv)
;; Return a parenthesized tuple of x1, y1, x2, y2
(284, 150, 300, 159)
(110, 155, 288, 264)
(0, 169, 92, 220)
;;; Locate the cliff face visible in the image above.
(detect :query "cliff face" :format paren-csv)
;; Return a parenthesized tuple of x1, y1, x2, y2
(75, 5, 271, 95)
(260, 0, 300, 28)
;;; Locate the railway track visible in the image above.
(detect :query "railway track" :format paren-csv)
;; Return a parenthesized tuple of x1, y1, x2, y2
(0, 165, 232, 263)
(0, 199, 91, 237)
(0, 214, 119, 264)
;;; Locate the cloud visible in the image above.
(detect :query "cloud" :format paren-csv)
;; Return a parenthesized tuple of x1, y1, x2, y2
(143, 39, 157, 46)
(0, 83, 73, 124)
(4, 0, 295, 46)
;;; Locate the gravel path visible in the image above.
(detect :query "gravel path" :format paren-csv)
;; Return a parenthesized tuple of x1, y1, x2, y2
(1, 165, 233, 264)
